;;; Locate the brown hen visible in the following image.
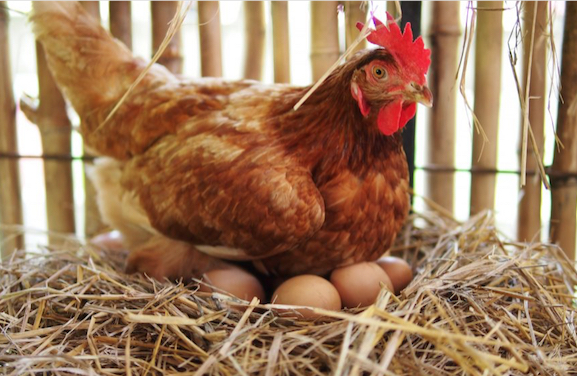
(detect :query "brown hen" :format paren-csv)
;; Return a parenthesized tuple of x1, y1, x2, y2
(30, 2, 431, 279)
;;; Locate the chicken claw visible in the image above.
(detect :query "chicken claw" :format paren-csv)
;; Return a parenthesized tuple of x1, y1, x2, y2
(125, 235, 229, 281)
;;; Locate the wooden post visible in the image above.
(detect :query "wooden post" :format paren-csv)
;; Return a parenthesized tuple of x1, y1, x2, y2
(0, 2, 24, 257)
(517, 2, 548, 241)
(550, 2, 577, 260)
(470, 1, 503, 215)
(344, 1, 366, 57)
(426, 2, 461, 213)
(110, 1, 132, 50)
(80, 2, 104, 238)
(198, 1, 222, 77)
(310, 1, 339, 81)
(243, 1, 266, 80)
(19, 43, 76, 245)
(151, 1, 183, 74)
(271, 2, 290, 83)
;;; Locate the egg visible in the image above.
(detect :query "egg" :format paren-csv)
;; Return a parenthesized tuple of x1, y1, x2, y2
(330, 262, 394, 308)
(272, 275, 342, 319)
(200, 267, 266, 302)
(90, 230, 125, 251)
(376, 256, 413, 295)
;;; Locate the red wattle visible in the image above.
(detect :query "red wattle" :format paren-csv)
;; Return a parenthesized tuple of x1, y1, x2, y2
(377, 100, 417, 136)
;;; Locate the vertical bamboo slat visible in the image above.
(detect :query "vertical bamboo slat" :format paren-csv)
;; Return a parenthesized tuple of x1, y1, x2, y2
(198, 1, 222, 77)
(110, 1, 132, 50)
(80, 2, 104, 238)
(151, 1, 182, 74)
(517, 2, 548, 241)
(426, 2, 461, 213)
(21, 43, 76, 244)
(0, 3, 24, 257)
(344, 2, 366, 57)
(310, 1, 339, 81)
(243, 1, 266, 80)
(271, 2, 290, 83)
(550, 2, 577, 260)
(470, 2, 503, 215)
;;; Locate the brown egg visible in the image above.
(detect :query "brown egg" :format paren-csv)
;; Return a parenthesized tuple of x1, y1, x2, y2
(376, 257, 413, 295)
(200, 267, 266, 302)
(272, 275, 342, 319)
(90, 231, 125, 251)
(330, 262, 394, 308)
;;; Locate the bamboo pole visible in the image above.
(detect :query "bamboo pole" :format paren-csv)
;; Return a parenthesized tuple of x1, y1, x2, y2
(426, 2, 461, 213)
(80, 2, 104, 238)
(151, 1, 183, 74)
(243, 1, 266, 80)
(310, 1, 339, 81)
(517, 2, 548, 241)
(110, 1, 132, 50)
(344, 2, 367, 58)
(470, 1, 503, 215)
(19, 43, 76, 245)
(271, 2, 290, 83)
(550, 2, 577, 260)
(0, 2, 24, 257)
(198, 1, 222, 77)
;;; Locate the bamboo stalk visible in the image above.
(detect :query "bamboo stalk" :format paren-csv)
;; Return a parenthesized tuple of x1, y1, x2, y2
(243, 1, 266, 80)
(0, 2, 23, 257)
(310, 1, 339, 81)
(470, 2, 503, 215)
(80, 2, 104, 238)
(550, 2, 577, 260)
(426, 2, 461, 213)
(110, 1, 132, 50)
(271, 2, 290, 83)
(344, 2, 367, 58)
(518, 2, 548, 242)
(151, 1, 183, 74)
(19, 43, 76, 245)
(198, 1, 222, 77)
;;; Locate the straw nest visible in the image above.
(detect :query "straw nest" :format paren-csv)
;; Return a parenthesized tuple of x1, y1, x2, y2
(1, 210, 577, 376)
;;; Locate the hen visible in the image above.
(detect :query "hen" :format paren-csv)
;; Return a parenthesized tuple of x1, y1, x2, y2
(30, 2, 431, 280)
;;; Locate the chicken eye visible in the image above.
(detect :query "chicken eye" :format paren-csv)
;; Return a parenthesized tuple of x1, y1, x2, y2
(372, 66, 387, 80)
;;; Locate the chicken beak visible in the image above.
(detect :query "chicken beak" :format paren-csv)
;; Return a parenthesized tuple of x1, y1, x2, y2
(407, 83, 433, 108)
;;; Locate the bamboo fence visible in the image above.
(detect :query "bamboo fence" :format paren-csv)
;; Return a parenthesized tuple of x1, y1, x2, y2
(310, 1, 339, 81)
(152, 1, 182, 74)
(470, 1, 503, 216)
(243, 1, 265, 80)
(79, 1, 105, 239)
(517, 1, 548, 242)
(271, 1, 290, 83)
(0, 1, 23, 257)
(426, 2, 461, 213)
(109, 1, 132, 49)
(550, 1, 577, 260)
(0, 2, 575, 261)
(198, 1, 222, 77)
(20, 42, 76, 246)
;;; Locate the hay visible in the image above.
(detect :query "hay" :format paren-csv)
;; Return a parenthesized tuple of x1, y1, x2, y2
(1, 210, 577, 375)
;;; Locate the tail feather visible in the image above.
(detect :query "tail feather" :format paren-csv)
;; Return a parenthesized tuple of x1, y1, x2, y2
(30, 1, 177, 158)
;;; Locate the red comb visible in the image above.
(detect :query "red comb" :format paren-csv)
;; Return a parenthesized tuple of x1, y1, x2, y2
(357, 13, 431, 81)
